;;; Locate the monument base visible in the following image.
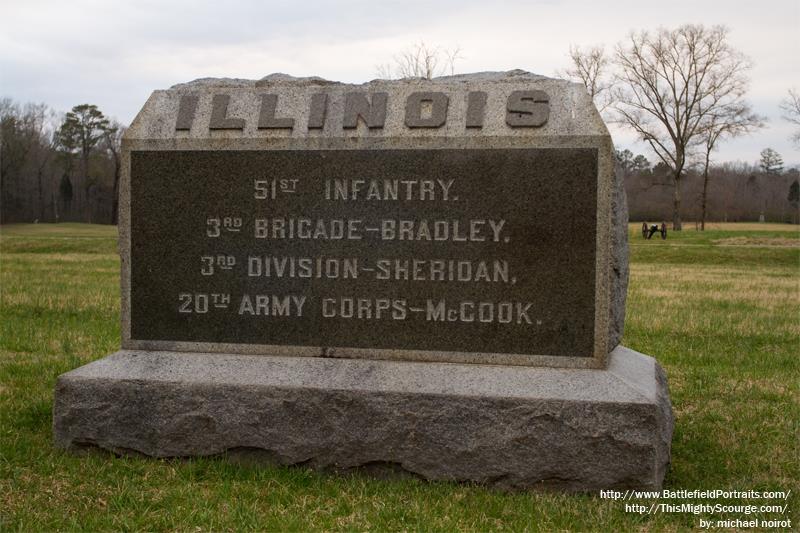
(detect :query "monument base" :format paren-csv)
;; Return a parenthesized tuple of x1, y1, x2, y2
(53, 345, 673, 491)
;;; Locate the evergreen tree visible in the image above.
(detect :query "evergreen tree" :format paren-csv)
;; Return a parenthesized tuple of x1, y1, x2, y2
(56, 104, 111, 220)
(789, 180, 799, 209)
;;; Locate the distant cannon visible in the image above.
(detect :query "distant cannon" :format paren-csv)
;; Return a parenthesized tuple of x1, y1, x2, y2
(642, 222, 667, 240)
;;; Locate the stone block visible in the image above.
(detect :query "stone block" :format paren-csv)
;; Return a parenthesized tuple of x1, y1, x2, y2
(53, 345, 672, 491)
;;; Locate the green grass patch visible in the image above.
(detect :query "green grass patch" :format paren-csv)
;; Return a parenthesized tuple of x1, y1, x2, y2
(1, 223, 798, 531)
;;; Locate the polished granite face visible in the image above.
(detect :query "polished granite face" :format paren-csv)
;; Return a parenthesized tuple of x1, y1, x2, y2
(129, 147, 598, 359)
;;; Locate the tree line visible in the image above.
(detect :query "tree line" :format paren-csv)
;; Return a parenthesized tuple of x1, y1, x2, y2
(618, 148, 800, 225)
(0, 100, 124, 224)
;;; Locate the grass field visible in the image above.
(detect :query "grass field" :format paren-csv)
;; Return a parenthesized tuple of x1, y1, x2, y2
(1, 222, 798, 531)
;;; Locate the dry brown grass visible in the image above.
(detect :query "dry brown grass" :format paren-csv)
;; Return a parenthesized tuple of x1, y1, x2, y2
(699, 222, 800, 232)
(713, 236, 800, 247)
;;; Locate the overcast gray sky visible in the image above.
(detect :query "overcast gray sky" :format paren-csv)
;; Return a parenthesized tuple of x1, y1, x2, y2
(1, 0, 798, 165)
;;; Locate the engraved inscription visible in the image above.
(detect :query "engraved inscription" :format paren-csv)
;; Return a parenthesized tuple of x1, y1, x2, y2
(175, 95, 199, 131)
(343, 92, 388, 129)
(307, 93, 328, 130)
(466, 91, 487, 128)
(130, 148, 597, 358)
(257, 94, 294, 129)
(506, 90, 550, 127)
(209, 94, 245, 130)
(174, 91, 550, 131)
(405, 92, 449, 128)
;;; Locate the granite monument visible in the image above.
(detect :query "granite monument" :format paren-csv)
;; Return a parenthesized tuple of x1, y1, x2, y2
(53, 70, 673, 491)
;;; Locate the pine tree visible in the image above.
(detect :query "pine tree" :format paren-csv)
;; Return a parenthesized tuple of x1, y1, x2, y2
(55, 104, 110, 220)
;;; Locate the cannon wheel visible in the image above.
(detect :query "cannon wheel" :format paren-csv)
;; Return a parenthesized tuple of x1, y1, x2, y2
(642, 222, 648, 239)
(660, 223, 667, 239)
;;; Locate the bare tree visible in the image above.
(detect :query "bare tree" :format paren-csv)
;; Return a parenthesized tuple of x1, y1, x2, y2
(0, 100, 60, 223)
(612, 25, 754, 230)
(28, 104, 60, 221)
(558, 45, 614, 112)
(759, 148, 784, 174)
(779, 88, 800, 147)
(376, 41, 463, 80)
(103, 120, 126, 224)
(1, 99, 35, 217)
(696, 101, 764, 230)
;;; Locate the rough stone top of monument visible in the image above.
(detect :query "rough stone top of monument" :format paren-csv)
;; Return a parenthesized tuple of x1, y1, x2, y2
(125, 70, 610, 142)
(168, 70, 550, 89)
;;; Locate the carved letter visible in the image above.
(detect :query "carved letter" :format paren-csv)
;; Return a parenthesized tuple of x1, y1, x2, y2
(343, 92, 387, 129)
(308, 93, 328, 130)
(258, 94, 294, 129)
(466, 91, 487, 128)
(175, 95, 199, 131)
(209, 94, 245, 130)
(404, 92, 448, 128)
(506, 90, 549, 127)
